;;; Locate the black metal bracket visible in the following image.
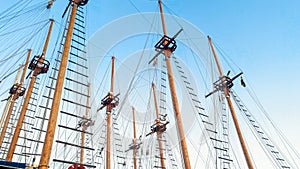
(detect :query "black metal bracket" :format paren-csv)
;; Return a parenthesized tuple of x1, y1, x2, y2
(146, 120, 169, 137)
(148, 29, 183, 64)
(62, 0, 89, 18)
(213, 76, 234, 91)
(155, 35, 177, 52)
(98, 93, 120, 111)
(28, 56, 50, 76)
(205, 72, 243, 98)
(9, 84, 26, 97)
(76, 117, 94, 130)
(73, 0, 89, 6)
(125, 141, 142, 152)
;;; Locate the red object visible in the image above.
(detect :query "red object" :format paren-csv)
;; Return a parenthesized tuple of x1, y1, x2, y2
(68, 164, 85, 169)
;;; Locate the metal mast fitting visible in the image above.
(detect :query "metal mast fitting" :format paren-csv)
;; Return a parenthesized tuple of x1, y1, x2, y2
(205, 71, 243, 98)
(8, 83, 26, 98)
(62, 0, 88, 18)
(155, 35, 177, 52)
(207, 36, 254, 169)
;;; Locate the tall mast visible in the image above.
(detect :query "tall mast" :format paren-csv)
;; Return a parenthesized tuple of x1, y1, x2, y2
(6, 19, 54, 161)
(42, 19, 54, 56)
(0, 64, 24, 149)
(207, 36, 254, 169)
(157, 1, 191, 168)
(132, 107, 137, 169)
(5, 50, 31, 161)
(0, 98, 11, 129)
(152, 83, 166, 168)
(106, 56, 115, 169)
(80, 83, 91, 164)
(39, 1, 81, 168)
(98, 56, 118, 169)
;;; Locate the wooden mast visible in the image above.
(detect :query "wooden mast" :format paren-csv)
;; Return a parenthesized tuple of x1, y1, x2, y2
(0, 98, 11, 129)
(39, 1, 79, 168)
(0, 64, 24, 149)
(6, 19, 54, 161)
(157, 1, 191, 168)
(20, 51, 31, 86)
(132, 107, 137, 169)
(5, 50, 31, 161)
(80, 83, 91, 164)
(151, 83, 165, 168)
(207, 36, 254, 169)
(106, 56, 115, 169)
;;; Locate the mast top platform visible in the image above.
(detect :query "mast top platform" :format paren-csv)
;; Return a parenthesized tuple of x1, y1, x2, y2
(205, 72, 243, 98)
(149, 29, 183, 64)
(28, 56, 50, 76)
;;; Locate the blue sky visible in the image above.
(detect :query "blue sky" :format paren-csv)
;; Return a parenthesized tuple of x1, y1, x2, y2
(1, 0, 299, 167)
(87, 0, 300, 154)
(78, 0, 300, 167)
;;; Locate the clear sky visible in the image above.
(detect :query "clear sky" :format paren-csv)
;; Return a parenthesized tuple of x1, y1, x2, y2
(88, 0, 300, 161)
(85, 0, 300, 129)
(0, 0, 299, 168)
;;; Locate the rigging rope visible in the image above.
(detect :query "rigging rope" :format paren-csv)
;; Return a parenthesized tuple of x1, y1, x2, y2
(213, 40, 243, 74)
(0, 19, 47, 37)
(128, 0, 162, 34)
(113, 9, 158, 122)
(0, 55, 25, 80)
(244, 83, 300, 168)
(0, 20, 49, 76)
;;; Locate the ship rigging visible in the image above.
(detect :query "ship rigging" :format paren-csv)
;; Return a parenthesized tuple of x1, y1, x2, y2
(0, 0, 299, 169)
